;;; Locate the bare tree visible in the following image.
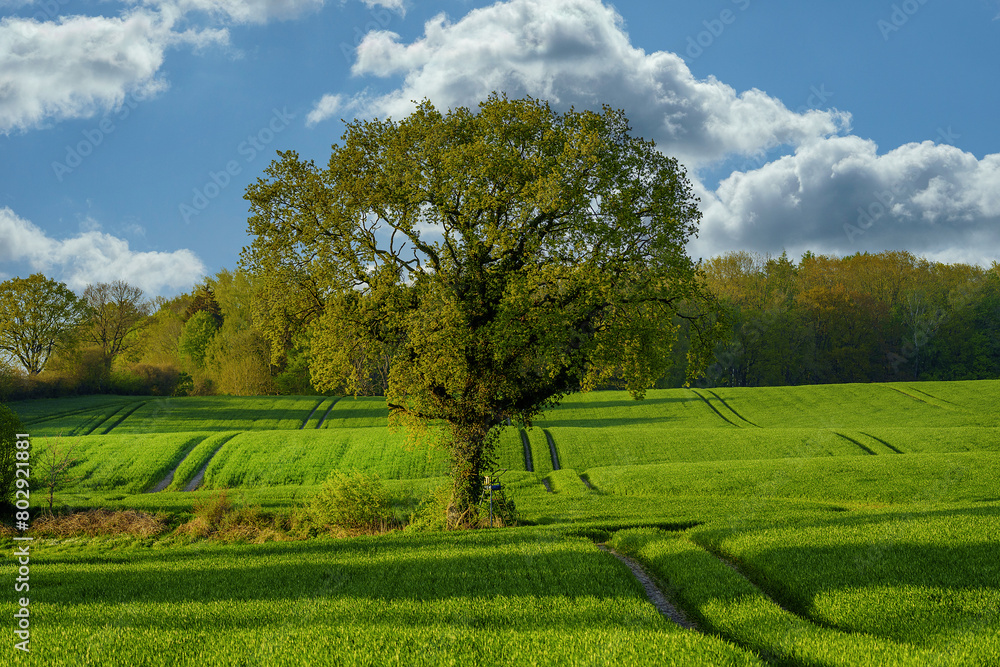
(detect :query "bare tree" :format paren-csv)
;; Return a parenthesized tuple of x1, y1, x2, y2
(80, 281, 151, 375)
(39, 439, 81, 513)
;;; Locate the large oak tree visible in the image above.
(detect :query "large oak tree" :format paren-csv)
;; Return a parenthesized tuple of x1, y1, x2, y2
(243, 95, 719, 523)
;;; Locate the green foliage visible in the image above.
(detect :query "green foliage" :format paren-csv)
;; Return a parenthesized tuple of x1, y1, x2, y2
(0, 273, 84, 375)
(178, 310, 219, 368)
(696, 250, 1000, 388)
(0, 403, 25, 505)
(405, 482, 453, 532)
(243, 94, 720, 517)
(308, 471, 393, 534)
(0, 528, 762, 666)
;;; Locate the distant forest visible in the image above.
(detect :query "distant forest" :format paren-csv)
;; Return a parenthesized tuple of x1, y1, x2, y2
(2, 250, 998, 401)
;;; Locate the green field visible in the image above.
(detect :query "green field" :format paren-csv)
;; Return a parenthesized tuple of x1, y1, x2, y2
(4, 380, 999, 665)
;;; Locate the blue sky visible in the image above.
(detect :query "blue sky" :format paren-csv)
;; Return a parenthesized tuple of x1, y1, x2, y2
(1, 0, 998, 296)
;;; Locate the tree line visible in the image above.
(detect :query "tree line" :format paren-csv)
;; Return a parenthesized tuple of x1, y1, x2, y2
(695, 250, 1000, 387)
(2, 248, 996, 402)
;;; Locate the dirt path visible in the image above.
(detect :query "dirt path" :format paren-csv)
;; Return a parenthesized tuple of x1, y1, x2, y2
(148, 436, 207, 493)
(597, 544, 698, 631)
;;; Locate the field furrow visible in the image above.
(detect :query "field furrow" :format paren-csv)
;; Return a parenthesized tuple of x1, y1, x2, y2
(689, 389, 742, 428)
(545, 429, 561, 470)
(299, 397, 326, 429)
(9, 380, 1000, 666)
(706, 390, 759, 427)
(313, 396, 341, 428)
(833, 431, 877, 455)
(100, 400, 150, 434)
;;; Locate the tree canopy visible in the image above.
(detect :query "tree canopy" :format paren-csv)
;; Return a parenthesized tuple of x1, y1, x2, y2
(245, 95, 718, 520)
(0, 273, 83, 375)
(243, 96, 720, 520)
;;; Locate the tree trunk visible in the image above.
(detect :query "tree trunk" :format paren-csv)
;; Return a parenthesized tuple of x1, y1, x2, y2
(447, 420, 498, 528)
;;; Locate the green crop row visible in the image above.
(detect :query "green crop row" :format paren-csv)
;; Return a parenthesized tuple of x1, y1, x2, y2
(32, 433, 206, 494)
(608, 528, 970, 666)
(317, 395, 391, 428)
(165, 431, 240, 491)
(543, 426, 868, 469)
(587, 450, 1000, 507)
(530, 381, 1000, 430)
(688, 501, 1000, 657)
(107, 395, 325, 433)
(0, 528, 762, 666)
(201, 428, 450, 488)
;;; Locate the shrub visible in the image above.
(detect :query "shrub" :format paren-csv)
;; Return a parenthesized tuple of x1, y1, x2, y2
(405, 483, 452, 532)
(176, 488, 286, 542)
(192, 487, 234, 526)
(309, 471, 393, 535)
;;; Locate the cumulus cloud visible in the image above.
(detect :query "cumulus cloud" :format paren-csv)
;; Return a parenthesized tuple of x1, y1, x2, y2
(0, 208, 206, 295)
(0, 10, 227, 133)
(360, 0, 405, 13)
(320, 0, 999, 266)
(692, 138, 1000, 266)
(335, 0, 849, 168)
(144, 0, 403, 25)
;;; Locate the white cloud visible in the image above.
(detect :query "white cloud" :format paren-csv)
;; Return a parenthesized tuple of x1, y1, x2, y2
(0, 10, 227, 133)
(326, 0, 999, 267)
(337, 0, 849, 168)
(306, 93, 343, 127)
(145, 0, 403, 25)
(0, 207, 206, 295)
(152, 0, 325, 25)
(691, 137, 1000, 266)
(360, 0, 405, 13)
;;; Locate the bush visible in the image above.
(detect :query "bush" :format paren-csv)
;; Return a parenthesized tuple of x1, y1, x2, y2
(405, 483, 452, 532)
(0, 403, 25, 507)
(405, 480, 518, 531)
(176, 488, 285, 543)
(309, 471, 393, 535)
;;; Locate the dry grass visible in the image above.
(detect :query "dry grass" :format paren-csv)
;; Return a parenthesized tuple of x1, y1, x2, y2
(30, 509, 168, 537)
(173, 488, 295, 543)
